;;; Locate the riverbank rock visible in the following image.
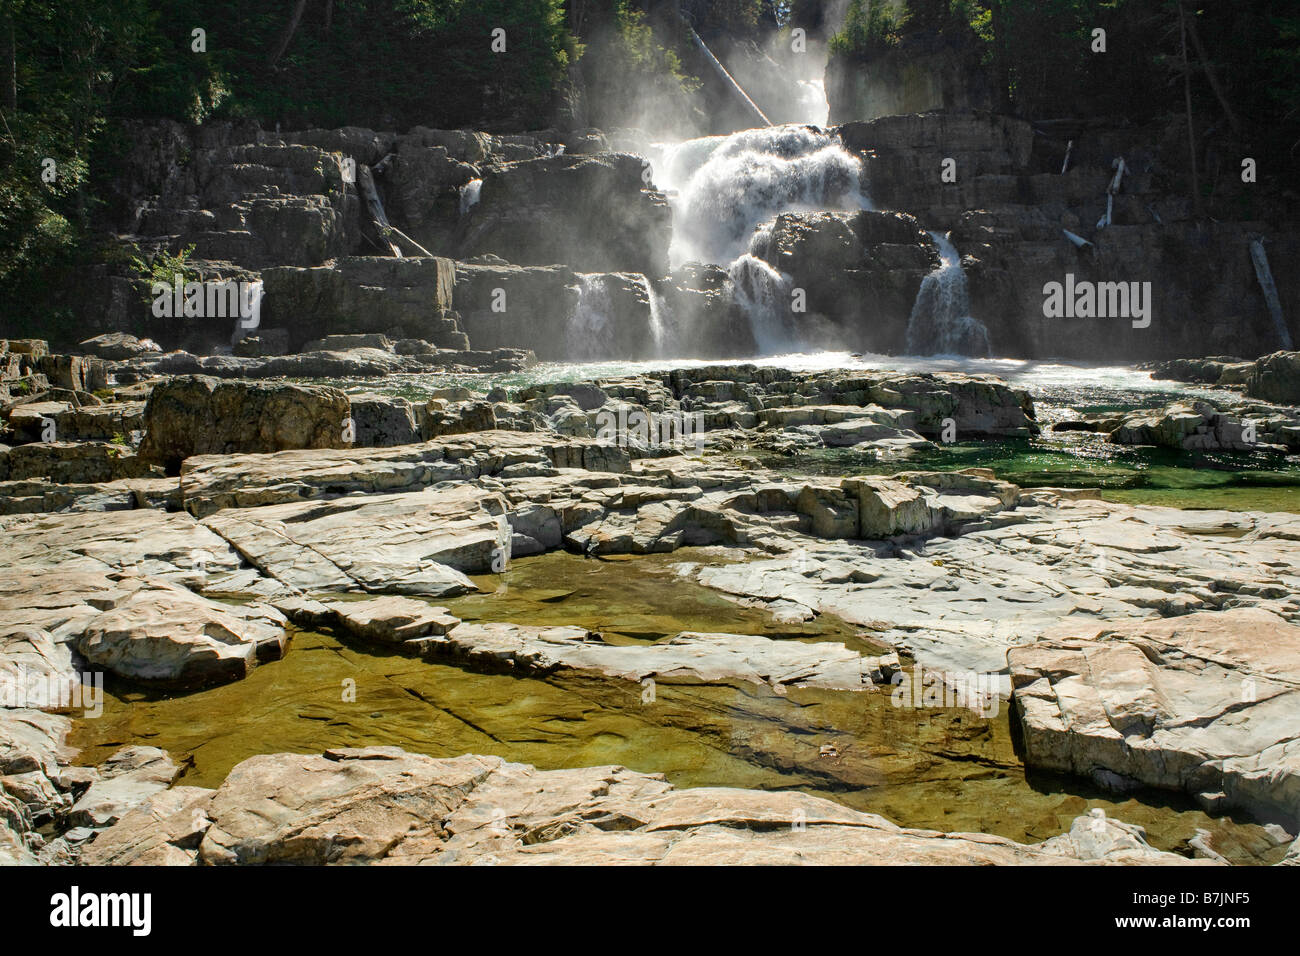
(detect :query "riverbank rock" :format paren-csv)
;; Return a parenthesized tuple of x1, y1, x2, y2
(80, 748, 1201, 865)
(1010, 609, 1300, 823)
(1245, 351, 1300, 406)
(423, 623, 898, 690)
(138, 376, 350, 471)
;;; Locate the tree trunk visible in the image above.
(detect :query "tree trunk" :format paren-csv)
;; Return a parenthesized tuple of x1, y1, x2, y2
(268, 0, 309, 68)
(1185, 13, 1241, 137)
(3, 12, 16, 113)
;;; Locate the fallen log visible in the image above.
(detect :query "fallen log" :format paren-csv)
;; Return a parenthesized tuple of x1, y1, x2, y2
(357, 163, 401, 258)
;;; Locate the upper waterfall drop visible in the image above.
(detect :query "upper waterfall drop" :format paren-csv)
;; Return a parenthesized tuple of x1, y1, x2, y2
(656, 124, 867, 268)
(905, 232, 992, 358)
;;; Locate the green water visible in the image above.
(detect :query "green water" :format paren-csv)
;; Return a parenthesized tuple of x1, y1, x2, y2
(70, 550, 1291, 864)
(748, 433, 1300, 513)
(315, 362, 1300, 514)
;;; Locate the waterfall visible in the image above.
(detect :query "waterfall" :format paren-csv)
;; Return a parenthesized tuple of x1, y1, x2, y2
(796, 78, 830, 128)
(458, 179, 483, 216)
(657, 125, 866, 268)
(729, 253, 794, 354)
(566, 274, 618, 361)
(652, 124, 865, 354)
(642, 276, 670, 357)
(1249, 238, 1294, 350)
(905, 232, 992, 357)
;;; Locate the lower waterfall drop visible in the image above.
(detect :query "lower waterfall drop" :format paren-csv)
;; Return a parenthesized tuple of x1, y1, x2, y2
(905, 232, 992, 357)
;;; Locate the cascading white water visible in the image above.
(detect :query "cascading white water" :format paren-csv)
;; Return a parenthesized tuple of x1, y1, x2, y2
(641, 275, 669, 357)
(796, 78, 830, 128)
(567, 274, 617, 361)
(657, 125, 867, 268)
(729, 253, 793, 354)
(651, 124, 865, 353)
(458, 179, 483, 216)
(905, 232, 992, 357)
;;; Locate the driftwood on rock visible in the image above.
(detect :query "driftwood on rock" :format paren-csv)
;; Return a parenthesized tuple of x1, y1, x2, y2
(357, 164, 402, 258)
(358, 160, 436, 257)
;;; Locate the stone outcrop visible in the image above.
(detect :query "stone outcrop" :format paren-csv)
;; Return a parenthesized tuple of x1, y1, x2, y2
(262, 256, 464, 349)
(138, 376, 350, 471)
(1108, 400, 1300, 453)
(82, 747, 1200, 866)
(1010, 609, 1300, 823)
(1245, 351, 1300, 406)
(458, 153, 672, 276)
(0, 709, 74, 865)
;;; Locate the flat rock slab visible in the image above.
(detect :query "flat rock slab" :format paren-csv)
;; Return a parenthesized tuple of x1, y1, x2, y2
(178, 431, 630, 517)
(326, 596, 460, 644)
(201, 487, 509, 596)
(86, 748, 1201, 866)
(1010, 608, 1300, 822)
(77, 578, 287, 685)
(67, 746, 179, 828)
(0, 511, 291, 686)
(695, 498, 1300, 676)
(426, 622, 897, 691)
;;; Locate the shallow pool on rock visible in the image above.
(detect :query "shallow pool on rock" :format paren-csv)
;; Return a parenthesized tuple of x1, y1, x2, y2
(70, 550, 1289, 864)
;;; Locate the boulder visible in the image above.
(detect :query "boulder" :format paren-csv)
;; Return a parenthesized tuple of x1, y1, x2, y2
(77, 578, 288, 685)
(325, 597, 460, 645)
(348, 393, 421, 447)
(78, 333, 163, 361)
(459, 152, 671, 276)
(1245, 351, 1300, 406)
(1010, 609, 1300, 822)
(138, 376, 350, 471)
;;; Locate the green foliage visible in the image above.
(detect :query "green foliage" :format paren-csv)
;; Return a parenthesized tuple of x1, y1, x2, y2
(829, 0, 904, 57)
(582, 0, 699, 128)
(0, 0, 159, 334)
(128, 245, 198, 302)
